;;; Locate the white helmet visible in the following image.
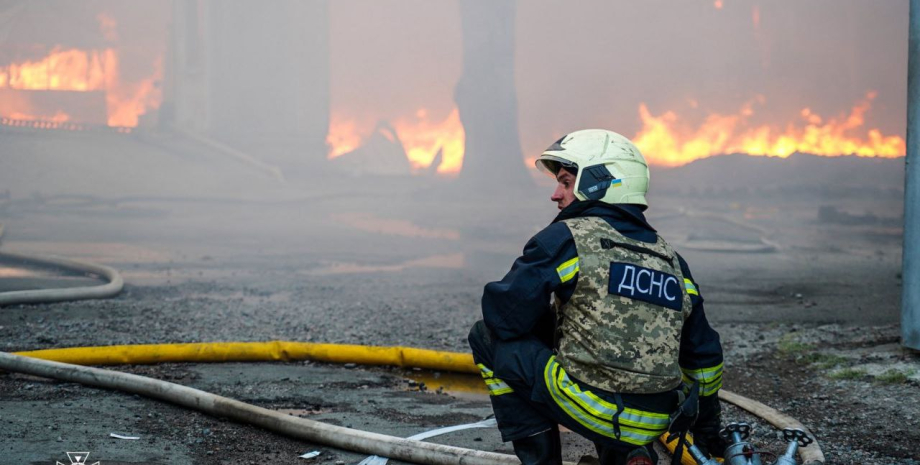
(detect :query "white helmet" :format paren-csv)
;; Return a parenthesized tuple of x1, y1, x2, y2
(535, 129, 650, 207)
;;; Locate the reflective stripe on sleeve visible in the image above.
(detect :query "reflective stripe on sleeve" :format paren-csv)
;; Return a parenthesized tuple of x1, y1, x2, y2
(684, 278, 699, 296)
(681, 362, 723, 396)
(556, 257, 580, 283)
(542, 356, 668, 445)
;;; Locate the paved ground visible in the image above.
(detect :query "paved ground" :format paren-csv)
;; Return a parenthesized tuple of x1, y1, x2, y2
(0, 178, 915, 464)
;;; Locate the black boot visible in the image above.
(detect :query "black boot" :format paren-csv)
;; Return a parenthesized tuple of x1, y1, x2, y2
(624, 447, 655, 465)
(692, 395, 728, 458)
(512, 428, 562, 465)
(595, 443, 656, 465)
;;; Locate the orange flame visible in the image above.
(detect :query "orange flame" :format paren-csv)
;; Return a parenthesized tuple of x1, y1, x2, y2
(0, 46, 161, 127)
(394, 107, 465, 174)
(327, 107, 466, 175)
(103, 51, 163, 127)
(632, 91, 905, 167)
(0, 47, 107, 92)
(7, 110, 70, 123)
(326, 115, 363, 159)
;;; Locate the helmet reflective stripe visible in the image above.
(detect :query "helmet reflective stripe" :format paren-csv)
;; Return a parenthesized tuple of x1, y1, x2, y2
(535, 129, 650, 207)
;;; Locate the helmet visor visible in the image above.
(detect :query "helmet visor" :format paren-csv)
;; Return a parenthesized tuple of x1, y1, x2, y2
(535, 154, 578, 177)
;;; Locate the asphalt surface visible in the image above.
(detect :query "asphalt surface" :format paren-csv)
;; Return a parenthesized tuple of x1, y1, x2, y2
(0, 189, 911, 464)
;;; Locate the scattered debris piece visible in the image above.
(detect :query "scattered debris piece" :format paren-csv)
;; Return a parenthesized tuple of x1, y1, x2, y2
(110, 432, 140, 440)
(299, 451, 321, 460)
(358, 418, 497, 465)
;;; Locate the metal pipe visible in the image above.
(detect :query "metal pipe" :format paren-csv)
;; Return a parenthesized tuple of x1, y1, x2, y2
(904, 0, 920, 350)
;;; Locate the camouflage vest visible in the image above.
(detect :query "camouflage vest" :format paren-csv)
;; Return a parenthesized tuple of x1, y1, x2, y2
(555, 216, 692, 394)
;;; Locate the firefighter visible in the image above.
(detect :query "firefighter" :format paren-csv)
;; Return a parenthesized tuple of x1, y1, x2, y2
(468, 129, 725, 465)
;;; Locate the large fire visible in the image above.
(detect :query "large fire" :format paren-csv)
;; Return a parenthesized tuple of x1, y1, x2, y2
(104, 53, 163, 127)
(0, 45, 162, 127)
(632, 91, 905, 167)
(326, 116, 363, 159)
(0, 48, 107, 91)
(327, 107, 466, 175)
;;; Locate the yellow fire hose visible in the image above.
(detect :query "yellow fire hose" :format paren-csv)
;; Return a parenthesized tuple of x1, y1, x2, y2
(0, 351, 521, 465)
(15, 341, 478, 374)
(10, 341, 824, 464)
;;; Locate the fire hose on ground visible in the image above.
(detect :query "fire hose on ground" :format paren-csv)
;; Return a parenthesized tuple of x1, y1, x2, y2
(0, 351, 522, 465)
(0, 225, 823, 464)
(5, 342, 825, 465)
(0, 222, 124, 306)
(0, 250, 124, 306)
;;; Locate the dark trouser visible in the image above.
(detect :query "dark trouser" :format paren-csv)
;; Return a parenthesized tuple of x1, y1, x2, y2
(468, 320, 676, 465)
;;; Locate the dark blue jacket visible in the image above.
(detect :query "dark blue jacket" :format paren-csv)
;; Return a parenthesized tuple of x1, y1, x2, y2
(481, 200, 724, 396)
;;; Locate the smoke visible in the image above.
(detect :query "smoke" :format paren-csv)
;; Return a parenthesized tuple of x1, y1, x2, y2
(330, 0, 908, 166)
(0, 1, 906, 370)
(0, 1, 908, 169)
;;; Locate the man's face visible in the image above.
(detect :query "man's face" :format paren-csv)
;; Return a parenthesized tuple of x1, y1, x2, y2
(551, 169, 577, 211)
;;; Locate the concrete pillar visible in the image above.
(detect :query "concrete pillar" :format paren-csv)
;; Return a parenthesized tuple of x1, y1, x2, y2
(207, 0, 329, 170)
(164, 0, 330, 173)
(904, 0, 920, 349)
(455, 0, 531, 192)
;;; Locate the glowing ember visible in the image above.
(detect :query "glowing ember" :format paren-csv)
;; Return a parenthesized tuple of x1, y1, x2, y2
(7, 110, 70, 123)
(327, 107, 466, 175)
(632, 91, 905, 167)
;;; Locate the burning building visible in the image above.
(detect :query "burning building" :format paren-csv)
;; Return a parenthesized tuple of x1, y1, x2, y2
(0, 1, 908, 184)
(0, 3, 166, 131)
(0, 1, 330, 174)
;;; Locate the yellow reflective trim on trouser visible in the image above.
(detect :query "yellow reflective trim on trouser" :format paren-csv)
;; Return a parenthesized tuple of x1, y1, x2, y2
(700, 379, 722, 396)
(479, 363, 514, 395)
(542, 357, 665, 446)
(486, 380, 514, 396)
(684, 278, 699, 296)
(556, 257, 580, 283)
(485, 378, 514, 396)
